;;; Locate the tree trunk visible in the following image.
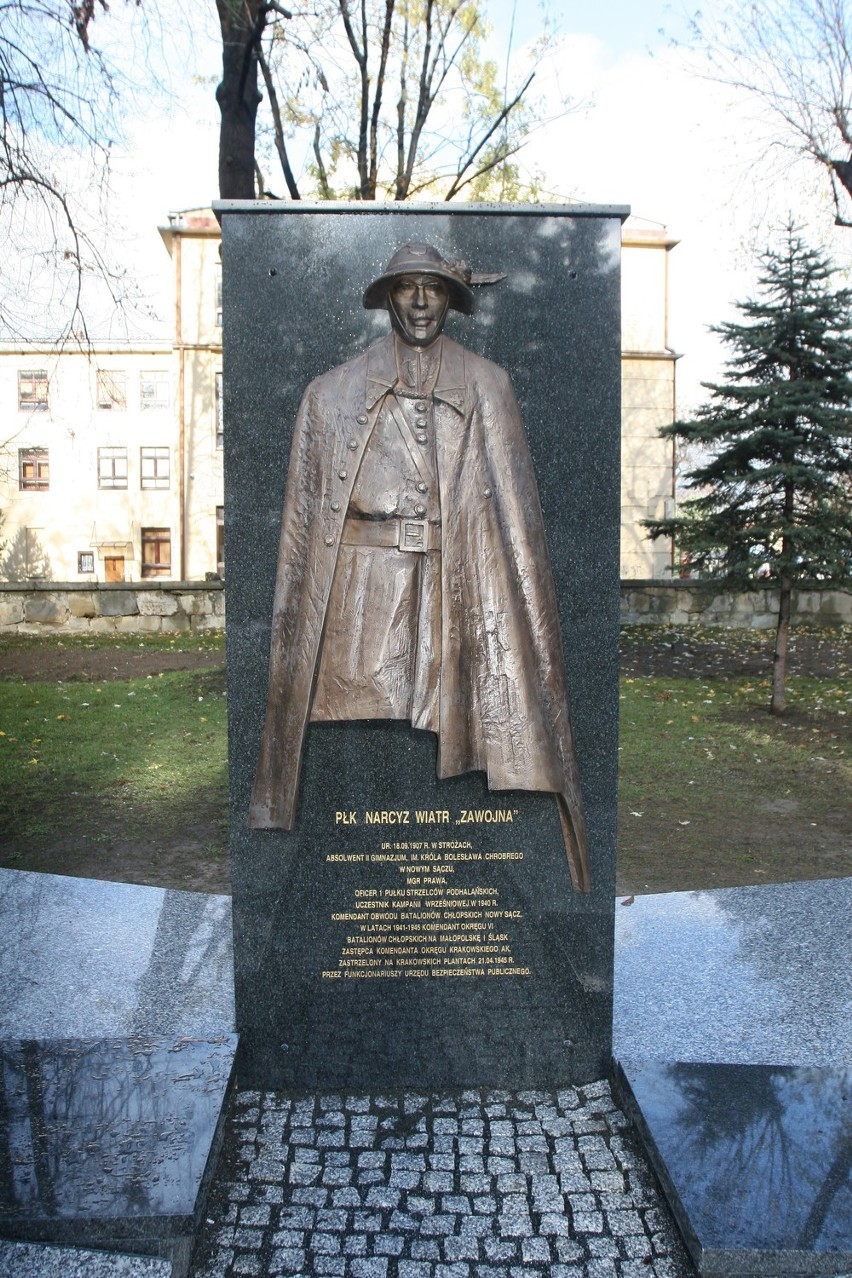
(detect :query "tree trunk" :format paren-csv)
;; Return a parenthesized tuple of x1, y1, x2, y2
(215, 0, 264, 200)
(771, 577, 792, 714)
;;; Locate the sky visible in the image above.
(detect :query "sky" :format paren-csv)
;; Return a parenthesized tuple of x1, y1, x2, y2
(15, 0, 850, 412)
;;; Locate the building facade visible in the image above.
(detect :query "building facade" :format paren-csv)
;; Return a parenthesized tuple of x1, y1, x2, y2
(0, 211, 675, 584)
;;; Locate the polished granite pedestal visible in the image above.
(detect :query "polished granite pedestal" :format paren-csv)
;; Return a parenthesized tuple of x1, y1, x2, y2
(613, 878, 852, 1277)
(0, 870, 237, 1277)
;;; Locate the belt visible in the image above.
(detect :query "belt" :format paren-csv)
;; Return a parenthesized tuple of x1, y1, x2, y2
(341, 516, 441, 553)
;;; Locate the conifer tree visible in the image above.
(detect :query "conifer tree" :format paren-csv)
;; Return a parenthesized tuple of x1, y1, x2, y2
(646, 225, 852, 714)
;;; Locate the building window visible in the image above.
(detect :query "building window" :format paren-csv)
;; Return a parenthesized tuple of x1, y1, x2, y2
(141, 527, 171, 578)
(140, 370, 170, 410)
(215, 262, 223, 327)
(215, 371, 224, 448)
(19, 447, 49, 490)
(78, 551, 95, 574)
(19, 370, 48, 412)
(216, 505, 225, 577)
(97, 369, 126, 410)
(140, 446, 170, 489)
(98, 446, 128, 489)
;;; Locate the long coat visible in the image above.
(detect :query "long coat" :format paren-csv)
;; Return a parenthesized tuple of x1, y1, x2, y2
(249, 333, 590, 892)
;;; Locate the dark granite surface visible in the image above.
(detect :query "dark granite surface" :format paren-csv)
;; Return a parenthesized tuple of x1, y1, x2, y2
(0, 869, 234, 1040)
(615, 1060, 852, 1276)
(0, 1035, 237, 1265)
(219, 205, 623, 1090)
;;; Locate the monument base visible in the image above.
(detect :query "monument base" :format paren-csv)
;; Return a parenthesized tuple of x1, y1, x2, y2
(0, 1034, 237, 1278)
(614, 1059, 852, 1277)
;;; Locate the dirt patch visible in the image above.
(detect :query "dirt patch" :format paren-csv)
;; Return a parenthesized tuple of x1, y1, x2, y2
(621, 625, 850, 680)
(0, 644, 223, 683)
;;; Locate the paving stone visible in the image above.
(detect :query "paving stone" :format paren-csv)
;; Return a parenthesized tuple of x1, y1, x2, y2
(458, 1155, 486, 1175)
(408, 1196, 436, 1215)
(272, 1230, 307, 1249)
(484, 1237, 518, 1262)
(333, 1187, 363, 1207)
(495, 1173, 527, 1195)
(497, 1205, 533, 1238)
(423, 1171, 455, 1193)
(366, 1186, 402, 1209)
(398, 1263, 434, 1278)
(232, 1257, 262, 1275)
(539, 1212, 573, 1236)
(604, 1209, 645, 1235)
(312, 1232, 343, 1255)
(571, 1210, 605, 1234)
(344, 1236, 369, 1256)
(236, 1201, 269, 1221)
(518, 1152, 550, 1173)
(554, 1238, 585, 1264)
(459, 1214, 493, 1238)
(471, 1195, 497, 1213)
(280, 1207, 315, 1229)
(268, 1249, 306, 1275)
(411, 1239, 441, 1259)
(346, 1095, 372, 1112)
(430, 1152, 456, 1171)
(293, 1187, 330, 1206)
(584, 1260, 618, 1278)
(317, 1208, 349, 1231)
(324, 1166, 354, 1185)
(443, 1234, 480, 1261)
(358, 1151, 385, 1168)
(315, 1258, 346, 1276)
(588, 1236, 619, 1259)
(390, 1170, 423, 1189)
(419, 1213, 459, 1236)
(393, 1152, 428, 1170)
(348, 1259, 389, 1278)
(390, 1210, 421, 1232)
(589, 1171, 626, 1194)
(434, 1263, 471, 1278)
(521, 1237, 552, 1264)
(441, 1194, 472, 1214)
(374, 1234, 406, 1256)
(487, 1156, 516, 1175)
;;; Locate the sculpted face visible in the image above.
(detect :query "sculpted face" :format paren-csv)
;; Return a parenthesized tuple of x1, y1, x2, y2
(388, 274, 450, 347)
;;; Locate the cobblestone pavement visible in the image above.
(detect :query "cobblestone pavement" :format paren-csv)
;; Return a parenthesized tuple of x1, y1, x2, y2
(190, 1081, 697, 1278)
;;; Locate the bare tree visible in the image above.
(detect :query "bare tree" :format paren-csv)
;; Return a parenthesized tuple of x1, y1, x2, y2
(215, 0, 558, 201)
(0, 0, 141, 339)
(683, 0, 852, 225)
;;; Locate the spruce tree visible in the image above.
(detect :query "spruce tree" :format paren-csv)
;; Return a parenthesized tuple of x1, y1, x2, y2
(646, 224, 852, 714)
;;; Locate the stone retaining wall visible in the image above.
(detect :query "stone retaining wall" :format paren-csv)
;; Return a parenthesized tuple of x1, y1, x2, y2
(621, 581, 851, 628)
(0, 580, 848, 634)
(0, 581, 225, 635)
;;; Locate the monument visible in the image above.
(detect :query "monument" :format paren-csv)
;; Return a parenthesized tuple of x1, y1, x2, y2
(218, 203, 625, 1090)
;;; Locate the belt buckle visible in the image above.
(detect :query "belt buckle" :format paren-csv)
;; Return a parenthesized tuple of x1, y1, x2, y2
(399, 518, 428, 552)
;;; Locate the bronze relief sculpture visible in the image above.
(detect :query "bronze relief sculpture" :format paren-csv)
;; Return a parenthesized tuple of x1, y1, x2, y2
(250, 242, 590, 892)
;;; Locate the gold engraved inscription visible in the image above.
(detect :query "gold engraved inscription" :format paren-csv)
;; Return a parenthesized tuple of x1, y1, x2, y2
(322, 840, 530, 980)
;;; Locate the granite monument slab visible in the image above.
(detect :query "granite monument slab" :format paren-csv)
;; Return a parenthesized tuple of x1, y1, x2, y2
(217, 202, 625, 1090)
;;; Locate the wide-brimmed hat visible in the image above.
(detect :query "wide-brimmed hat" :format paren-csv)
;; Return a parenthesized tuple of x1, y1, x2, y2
(363, 243, 475, 315)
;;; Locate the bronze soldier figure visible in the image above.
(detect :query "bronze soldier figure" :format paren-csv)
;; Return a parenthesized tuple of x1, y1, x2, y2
(250, 243, 590, 891)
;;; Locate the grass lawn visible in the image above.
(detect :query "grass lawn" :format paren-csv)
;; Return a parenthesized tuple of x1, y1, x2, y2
(0, 628, 849, 895)
(617, 673, 851, 893)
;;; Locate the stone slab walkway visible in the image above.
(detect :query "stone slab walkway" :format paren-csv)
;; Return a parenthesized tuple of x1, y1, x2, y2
(189, 1081, 696, 1278)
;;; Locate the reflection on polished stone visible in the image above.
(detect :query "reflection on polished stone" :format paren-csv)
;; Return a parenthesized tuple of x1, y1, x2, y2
(0, 1034, 237, 1266)
(0, 868, 234, 1039)
(614, 878, 852, 1066)
(616, 1060, 852, 1276)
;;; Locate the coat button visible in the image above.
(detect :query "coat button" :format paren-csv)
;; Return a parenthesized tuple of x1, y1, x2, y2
(330, 500, 341, 512)
(416, 481, 427, 493)
(324, 535, 335, 546)
(414, 504, 426, 516)
(338, 469, 348, 480)
(414, 417, 428, 427)
(414, 402, 427, 412)
(348, 439, 358, 450)
(483, 487, 493, 498)
(416, 434, 428, 444)
(356, 413, 368, 425)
